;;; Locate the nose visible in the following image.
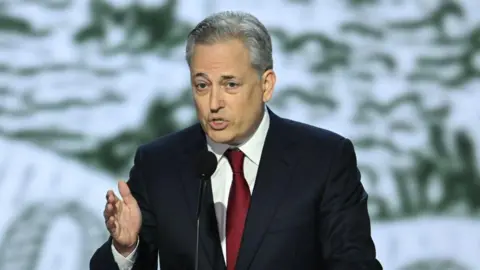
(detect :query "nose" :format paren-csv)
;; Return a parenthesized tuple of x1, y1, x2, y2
(209, 87, 224, 113)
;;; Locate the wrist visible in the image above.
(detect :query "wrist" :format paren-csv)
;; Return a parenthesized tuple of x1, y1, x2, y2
(113, 239, 137, 256)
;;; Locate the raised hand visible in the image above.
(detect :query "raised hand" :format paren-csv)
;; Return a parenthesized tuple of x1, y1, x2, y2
(104, 180, 142, 255)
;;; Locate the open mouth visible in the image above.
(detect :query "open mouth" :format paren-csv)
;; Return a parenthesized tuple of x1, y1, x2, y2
(209, 119, 229, 130)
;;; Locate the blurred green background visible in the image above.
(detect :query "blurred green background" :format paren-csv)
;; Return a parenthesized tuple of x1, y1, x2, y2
(0, 0, 479, 269)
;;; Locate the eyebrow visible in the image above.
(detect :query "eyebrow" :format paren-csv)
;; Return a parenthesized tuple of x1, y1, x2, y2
(194, 73, 237, 80)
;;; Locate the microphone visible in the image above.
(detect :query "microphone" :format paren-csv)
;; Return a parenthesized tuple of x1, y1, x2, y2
(194, 150, 217, 270)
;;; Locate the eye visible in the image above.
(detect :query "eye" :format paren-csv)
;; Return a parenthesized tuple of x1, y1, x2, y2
(226, 82, 239, 89)
(195, 82, 208, 90)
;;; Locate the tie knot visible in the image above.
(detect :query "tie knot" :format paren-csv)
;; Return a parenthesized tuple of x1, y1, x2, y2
(225, 148, 245, 173)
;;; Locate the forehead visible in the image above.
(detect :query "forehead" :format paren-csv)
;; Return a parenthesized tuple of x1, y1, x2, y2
(190, 39, 253, 76)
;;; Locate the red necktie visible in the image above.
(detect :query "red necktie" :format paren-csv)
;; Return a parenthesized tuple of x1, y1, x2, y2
(225, 149, 251, 270)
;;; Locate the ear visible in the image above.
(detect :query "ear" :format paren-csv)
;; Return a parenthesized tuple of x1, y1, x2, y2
(261, 69, 276, 103)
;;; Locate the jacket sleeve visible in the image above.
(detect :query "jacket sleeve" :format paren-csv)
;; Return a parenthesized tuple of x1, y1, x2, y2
(90, 147, 158, 270)
(317, 139, 383, 270)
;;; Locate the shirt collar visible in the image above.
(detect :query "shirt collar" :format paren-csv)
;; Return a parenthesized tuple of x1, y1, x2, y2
(206, 108, 270, 165)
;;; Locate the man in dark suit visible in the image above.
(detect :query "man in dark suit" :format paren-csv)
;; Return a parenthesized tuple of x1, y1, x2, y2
(90, 10, 382, 270)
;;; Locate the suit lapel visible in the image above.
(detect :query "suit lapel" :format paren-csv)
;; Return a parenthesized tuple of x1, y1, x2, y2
(235, 111, 297, 270)
(178, 125, 225, 270)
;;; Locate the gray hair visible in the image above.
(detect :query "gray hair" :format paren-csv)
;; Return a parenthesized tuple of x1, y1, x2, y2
(185, 11, 273, 75)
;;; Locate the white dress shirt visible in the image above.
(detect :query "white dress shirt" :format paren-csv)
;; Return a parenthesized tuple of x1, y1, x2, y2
(112, 110, 270, 270)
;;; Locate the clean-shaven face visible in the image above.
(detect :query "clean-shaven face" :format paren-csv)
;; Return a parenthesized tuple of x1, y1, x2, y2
(190, 39, 276, 145)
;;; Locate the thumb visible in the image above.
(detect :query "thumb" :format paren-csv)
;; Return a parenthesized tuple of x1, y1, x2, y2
(118, 180, 135, 204)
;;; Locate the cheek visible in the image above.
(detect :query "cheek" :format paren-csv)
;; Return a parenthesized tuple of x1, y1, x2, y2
(194, 97, 208, 117)
(231, 94, 259, 126)
(243, 89, 263, 111)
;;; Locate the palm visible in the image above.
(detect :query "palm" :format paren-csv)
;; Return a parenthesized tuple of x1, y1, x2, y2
(113, 199, 141, 246)
(106, 181, 142, 248)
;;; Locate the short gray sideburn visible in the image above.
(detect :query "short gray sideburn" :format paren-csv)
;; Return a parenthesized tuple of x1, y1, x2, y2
(185, 11, 273, 75)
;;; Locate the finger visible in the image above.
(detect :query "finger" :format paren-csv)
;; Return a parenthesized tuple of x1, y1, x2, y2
(104, 203, 115, 220)
(106, 216, 116, 232)
(103, 205, 108, 220)
(106, 190, 119, 204)
(118, 181, 134, 204)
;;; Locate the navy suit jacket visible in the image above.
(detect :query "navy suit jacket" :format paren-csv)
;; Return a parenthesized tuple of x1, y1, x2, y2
(90, 110, 382, 270)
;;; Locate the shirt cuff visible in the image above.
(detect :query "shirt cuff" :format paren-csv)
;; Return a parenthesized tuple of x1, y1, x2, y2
(111, 238, 139, 270)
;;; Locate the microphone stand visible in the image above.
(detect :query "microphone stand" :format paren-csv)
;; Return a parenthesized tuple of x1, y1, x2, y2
(195, 174, 209, 270)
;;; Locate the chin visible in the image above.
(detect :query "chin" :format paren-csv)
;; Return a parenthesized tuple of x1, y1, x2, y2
(207, 130, 236, 144)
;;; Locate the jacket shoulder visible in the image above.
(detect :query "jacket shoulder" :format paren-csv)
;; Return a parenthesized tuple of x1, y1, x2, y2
(281, 117, 347, 146)
(136, 123, 202, 157)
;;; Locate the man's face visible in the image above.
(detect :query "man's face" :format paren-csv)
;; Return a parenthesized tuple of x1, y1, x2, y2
(190, 39, 275, 144)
